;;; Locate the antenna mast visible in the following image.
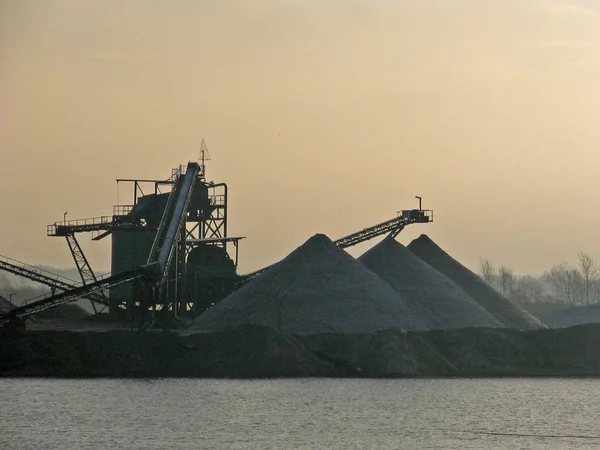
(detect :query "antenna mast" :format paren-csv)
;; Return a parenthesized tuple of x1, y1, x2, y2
(198, 137, 211, 179)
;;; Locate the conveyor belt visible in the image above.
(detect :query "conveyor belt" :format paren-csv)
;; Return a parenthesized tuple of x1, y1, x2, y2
(239, 209, 432, 283)
(0, 255, 107, 305)
(147, 162, 199, 283)
(0, 268, 146, 323)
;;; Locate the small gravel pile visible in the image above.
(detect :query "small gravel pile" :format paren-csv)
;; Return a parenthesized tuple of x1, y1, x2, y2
(535, 305, 600, 328)
(0, 295, 12, 315)
(37, 303, 90, 320)
(359, 236, 504, 330)
(407, 235, 544, 330)
(191, 234, 427, 334)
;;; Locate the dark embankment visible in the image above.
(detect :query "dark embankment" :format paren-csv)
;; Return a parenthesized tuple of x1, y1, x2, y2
(416, 325, 600, 376)
(0, 324, 337, 378)
(300, 325, 600, 377)
(299, 329, 460, 377)
(4, 324, 600, 378)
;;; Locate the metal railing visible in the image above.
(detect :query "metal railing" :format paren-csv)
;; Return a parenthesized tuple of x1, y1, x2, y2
(209, 194, 226, 206)
(47, 216, 113, 236)
(113, 205, 134, 216)
(0, 254, 79, 285)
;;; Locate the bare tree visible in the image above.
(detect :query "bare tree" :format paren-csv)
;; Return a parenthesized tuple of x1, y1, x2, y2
(479, 258, 495, 286)
(517, 275, 545, 304)
(577, 251, 598, 305)
(499, 266, 515, 298)
(547, 263, 581, 305)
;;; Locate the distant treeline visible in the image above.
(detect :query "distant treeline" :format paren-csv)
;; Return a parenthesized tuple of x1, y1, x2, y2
(479, 252, 600, 312)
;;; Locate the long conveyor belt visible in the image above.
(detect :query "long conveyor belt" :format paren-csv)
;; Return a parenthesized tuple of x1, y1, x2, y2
(0, 255, 107, 306)
(0, 268, 146, 323)
(239, 208, 433, 283)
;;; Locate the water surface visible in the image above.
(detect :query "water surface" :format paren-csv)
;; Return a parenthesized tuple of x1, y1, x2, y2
(2, 378, 600, 449)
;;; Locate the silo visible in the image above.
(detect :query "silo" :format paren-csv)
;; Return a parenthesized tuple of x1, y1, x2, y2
(109, 192, 170, 312)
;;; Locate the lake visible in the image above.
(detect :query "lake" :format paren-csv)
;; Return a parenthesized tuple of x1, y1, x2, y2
(2, 378, 600, 449)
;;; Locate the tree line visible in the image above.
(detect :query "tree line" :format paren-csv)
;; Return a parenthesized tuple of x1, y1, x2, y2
(479, 252, 600, 308)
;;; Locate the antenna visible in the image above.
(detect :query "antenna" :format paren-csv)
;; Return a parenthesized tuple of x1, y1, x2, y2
(198, 137, 211, 178)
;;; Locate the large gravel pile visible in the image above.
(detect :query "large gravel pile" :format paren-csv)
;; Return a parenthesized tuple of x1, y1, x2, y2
(535, 305, 600, 328)
(191, 234, 427, 334)
(359, 236, 504, 330)
(408, 234, 544, 330)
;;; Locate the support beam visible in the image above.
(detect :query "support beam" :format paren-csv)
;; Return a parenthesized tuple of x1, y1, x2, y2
(65, 233, 107, 314)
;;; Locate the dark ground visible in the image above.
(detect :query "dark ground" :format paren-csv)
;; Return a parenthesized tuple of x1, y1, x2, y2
(3, 323, 600, 378)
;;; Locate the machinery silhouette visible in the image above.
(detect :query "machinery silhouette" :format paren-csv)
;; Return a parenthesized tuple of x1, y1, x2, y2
(0, 154, 432, 327)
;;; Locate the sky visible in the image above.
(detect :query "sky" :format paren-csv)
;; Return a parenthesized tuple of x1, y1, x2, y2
(1, 0, 600, 277)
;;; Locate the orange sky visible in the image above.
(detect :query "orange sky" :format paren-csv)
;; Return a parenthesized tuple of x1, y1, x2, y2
(1, 0, 600, 276)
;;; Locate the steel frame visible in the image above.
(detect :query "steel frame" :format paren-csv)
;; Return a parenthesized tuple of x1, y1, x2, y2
(185, 182, 228, 254)
(65, 233, 108, 314)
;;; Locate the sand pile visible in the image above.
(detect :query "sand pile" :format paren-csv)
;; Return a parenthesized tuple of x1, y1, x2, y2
(191, 234, 427, 334)
(0, 295, 12, 315)
(37, 303, 90, 320)
(408, 235, 544, 330)
(535, 305, 600, 328)
(359, 237, 504, 330)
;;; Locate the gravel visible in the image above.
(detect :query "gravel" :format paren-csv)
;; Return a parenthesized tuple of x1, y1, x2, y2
(359, 236, 504, 330)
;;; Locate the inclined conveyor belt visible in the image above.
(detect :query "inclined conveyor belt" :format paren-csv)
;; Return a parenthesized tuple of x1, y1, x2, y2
(0, 268, 144, 323)
(147, 162, 199, 283)
(238, 210, 432, 283)
(0, 255, 107, 306)
(333, 216, 411, 249)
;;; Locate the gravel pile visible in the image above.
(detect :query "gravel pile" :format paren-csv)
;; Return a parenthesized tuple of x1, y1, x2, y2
(535, 305, 600, 328)
(0, 295, 12, 315)
(359, 236, 504, 330)
(191, 234, 427, 334)
(408, 234, 544, 330)
(36, 303, 90, 320)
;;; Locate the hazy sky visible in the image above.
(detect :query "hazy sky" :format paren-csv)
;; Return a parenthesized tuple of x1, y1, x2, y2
(2, 0, 600, 276)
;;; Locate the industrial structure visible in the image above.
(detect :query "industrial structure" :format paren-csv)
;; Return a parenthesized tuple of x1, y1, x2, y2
(0, 152, 433, 327)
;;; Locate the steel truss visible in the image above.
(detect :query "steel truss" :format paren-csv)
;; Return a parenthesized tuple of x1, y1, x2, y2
(64, 233, 108, 314)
